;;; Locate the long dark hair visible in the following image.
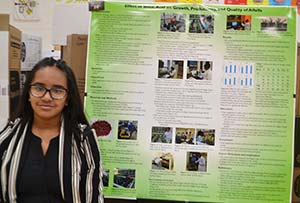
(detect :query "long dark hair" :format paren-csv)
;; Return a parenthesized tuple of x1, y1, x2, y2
(13, 57, 88, 136)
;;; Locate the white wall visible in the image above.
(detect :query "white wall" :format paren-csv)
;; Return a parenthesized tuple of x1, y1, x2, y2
(52, 4, 90, 45)
(0, 0, 91, 54)
(0, 0, 56, 52)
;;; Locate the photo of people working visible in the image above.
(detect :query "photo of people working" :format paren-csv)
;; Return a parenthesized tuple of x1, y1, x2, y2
(152, 152, 174, 170)
(187, 60, 213, 80)
(160, 13, 186, 32)
(186, 152, 207, 172)
(158, 59, 184, 79)
(151, 126, 173, 144)
(226, 15, 252, 30)
(189, 14, 214, 33)
(113, 168, 136, 188)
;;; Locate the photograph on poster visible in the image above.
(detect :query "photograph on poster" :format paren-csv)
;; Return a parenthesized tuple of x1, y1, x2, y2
(113, 168, 136, 188)
(160, 13, 186, 32)
(189, 14, 214, 33)
(103, 169, 110, 187)
(152, 152, 174, 170)
(226, 15, 252, 30)
(118, 120, 138, 140)
(260, 16, 287, 31)
(195, 129, 215, 146)
(151, 126, 173, 144)
(187, 60, 213, 80)
(186, 152, 207, 172)
(175, 128, 195, 145)
(158, 59, 184, 79)
(88, 1, 104, 11)
(91, 119, 114, 139)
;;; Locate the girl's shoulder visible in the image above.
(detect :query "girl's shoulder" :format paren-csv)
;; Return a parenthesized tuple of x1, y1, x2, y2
(0, 118, 21, 136)
(77, 123, 96, 141)
(0, 118, 22, 150)
(76, 123, 99, 155)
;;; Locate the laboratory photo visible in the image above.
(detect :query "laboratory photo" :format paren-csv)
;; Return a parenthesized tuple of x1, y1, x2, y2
(189, 14, 214, 34)
(186, 152, 208, 172)
(187, 60, 213, 80)
(226, 15, 252, 31)
(113, 168, 136, 189)
(151, 126, 173, 144)
(160, 13, 186, 32)
(152, 152, 174, 170)
(175, 128, 196, 145)
(158, 59, 184, 79)
(118, 120, 138, 140)
(195, 129, 215, 146)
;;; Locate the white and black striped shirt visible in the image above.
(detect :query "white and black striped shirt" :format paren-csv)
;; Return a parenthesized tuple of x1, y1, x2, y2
(0, 118, 104, 203)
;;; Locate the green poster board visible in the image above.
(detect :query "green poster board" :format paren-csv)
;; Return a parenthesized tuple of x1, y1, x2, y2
(86, 2, 297, 202)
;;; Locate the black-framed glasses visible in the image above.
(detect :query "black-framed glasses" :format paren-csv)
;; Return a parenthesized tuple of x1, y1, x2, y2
(29, 84, 68, 100)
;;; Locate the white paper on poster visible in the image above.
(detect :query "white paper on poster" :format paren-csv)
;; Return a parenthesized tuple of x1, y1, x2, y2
(21, 33, 42, 71)
(13, 0, 40, 21)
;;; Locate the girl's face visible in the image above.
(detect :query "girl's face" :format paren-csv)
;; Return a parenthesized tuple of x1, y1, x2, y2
(29, 66, 68, 122)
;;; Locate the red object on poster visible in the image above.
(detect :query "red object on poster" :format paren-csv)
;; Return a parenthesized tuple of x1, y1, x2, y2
(225, 0, 247, 4)
(92, 120, 112, 137)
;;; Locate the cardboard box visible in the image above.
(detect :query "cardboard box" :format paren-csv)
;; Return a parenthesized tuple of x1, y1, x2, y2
(61, 34, 88, 104)
(0, 14, 21, 119)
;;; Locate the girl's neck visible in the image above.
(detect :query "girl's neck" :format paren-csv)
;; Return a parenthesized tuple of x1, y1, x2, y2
(32, 116, 61, 140)
(32, 116, 62, 156)
(33, 116, 60, 129)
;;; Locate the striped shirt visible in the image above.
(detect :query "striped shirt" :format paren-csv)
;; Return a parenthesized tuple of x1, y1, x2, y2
(0, 118, 104, 203)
